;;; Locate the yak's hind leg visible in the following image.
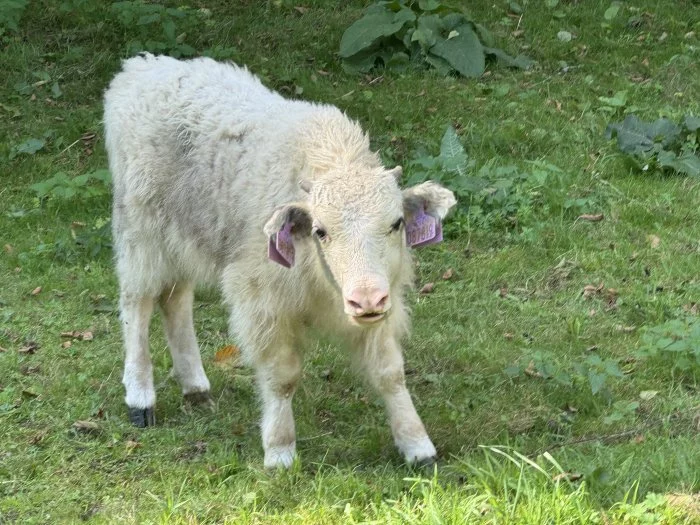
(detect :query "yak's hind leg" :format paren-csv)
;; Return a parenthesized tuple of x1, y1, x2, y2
(159, 282, 212, 405)
(121, 293, 157, 427)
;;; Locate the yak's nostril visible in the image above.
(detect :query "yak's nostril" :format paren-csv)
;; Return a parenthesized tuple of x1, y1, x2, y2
(347, 299, 363, 310)
(345, 287, 390, 315)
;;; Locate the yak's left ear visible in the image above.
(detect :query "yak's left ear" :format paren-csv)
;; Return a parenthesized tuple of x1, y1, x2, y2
(402, 181, 457, 219)
(401, 181, 457, 248)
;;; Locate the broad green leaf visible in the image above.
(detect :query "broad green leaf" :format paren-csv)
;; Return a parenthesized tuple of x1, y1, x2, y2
(439, 125, 469, 177)
(412, 14, 441, 49)
(656, 149, 677, 168)
(430, 23, 484, 78)
(484, 47, 533, 70)
(424, 52, 453, 76)
(604, 3, 620, 21)
(418, 0, 440, 11)
(683, 115, 700, 132)
(440, 13, 466, 32)
(10, 137, 45, 159)
(73, 174, 90, 186)
(90, 169, 112, 183)
(508, 2, 523, 15)
(474, 23, 495, 48)
(51, 82, 62, 99)
(341, 50, 377, 73)
(588, 371, 606, 395)
(606, 115, 681, 156)
(162, 18, 176, 41)
(385, 51, 410, 71)
(137, 13, 160, 25)
(668, 153, 700, 177)
(339, 8, 415, 58)
(598, 90, 626, 107)
(545, 0, 559, 7)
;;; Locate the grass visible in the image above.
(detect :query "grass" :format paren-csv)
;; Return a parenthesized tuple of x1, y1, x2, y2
(1, 0, 699, 523)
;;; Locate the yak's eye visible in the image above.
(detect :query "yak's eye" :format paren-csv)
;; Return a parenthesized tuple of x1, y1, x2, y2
(389, 217, 404, 233)
(313, 226, 328, 241)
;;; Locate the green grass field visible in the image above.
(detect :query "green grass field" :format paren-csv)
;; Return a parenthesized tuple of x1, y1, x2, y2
(1, 1, 699, 523)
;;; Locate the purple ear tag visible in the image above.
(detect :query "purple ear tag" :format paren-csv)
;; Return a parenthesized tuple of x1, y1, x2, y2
(268, 221, 295, 268)
(406, 208, 443, 248)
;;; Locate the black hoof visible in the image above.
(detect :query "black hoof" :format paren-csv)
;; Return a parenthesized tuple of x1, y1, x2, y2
(414, 455, 438, 469)
(128, 407, 155, 427)
(184, 391, 215, 410)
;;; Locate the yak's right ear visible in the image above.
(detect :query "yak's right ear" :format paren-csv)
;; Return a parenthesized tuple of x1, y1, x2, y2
(264, 203, 312, 268)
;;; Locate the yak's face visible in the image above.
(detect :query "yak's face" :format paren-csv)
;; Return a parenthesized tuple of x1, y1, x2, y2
(264, 166, 456, 327)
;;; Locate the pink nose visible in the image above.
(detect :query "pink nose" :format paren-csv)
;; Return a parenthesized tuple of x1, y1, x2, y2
(344, 287, 390, 315)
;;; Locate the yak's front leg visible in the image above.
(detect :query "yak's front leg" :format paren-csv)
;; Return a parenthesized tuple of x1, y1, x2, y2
(364, 338, 437, 465)
(254, 343, 302, 469)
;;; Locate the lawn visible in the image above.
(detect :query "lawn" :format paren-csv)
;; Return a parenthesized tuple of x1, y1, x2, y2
(1, 0, 699, 523)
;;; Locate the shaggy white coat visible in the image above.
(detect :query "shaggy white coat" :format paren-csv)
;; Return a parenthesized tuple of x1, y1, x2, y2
(104, 53, 455, 468)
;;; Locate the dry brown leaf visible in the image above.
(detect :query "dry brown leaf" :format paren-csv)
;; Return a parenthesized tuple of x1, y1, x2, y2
(294, 6, 308, 14)
(214, 344, 240, 363)
(3, 244, 13, 253)
(553, 472, 583, 482)
(442, 268, 454, 280)
(524, 360, 543, 378)
(18, 341, 39, 354)
(29, 430, 48, 445)
(578, 213, 604, 222)
(21, 364, 40, 375)
(616, 325, 637, 333)
(605, 288, 619, 309)
(563, 403, 578, 413)
(582, 283, 604, 298)
(683, 303, 698, 315)
(419, 282, 435, 294)
(503, 332, 514, 340)
(62, 341, 72, 349)
(125, 440, 141, 452)
(60, 330, 93, 341)
(31, 286, 42, 296)
(648, 234, 661, 248)
(72, 420, 100, 434)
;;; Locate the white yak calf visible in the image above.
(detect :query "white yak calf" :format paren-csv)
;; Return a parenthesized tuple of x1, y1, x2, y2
(104, 54, 456, 468)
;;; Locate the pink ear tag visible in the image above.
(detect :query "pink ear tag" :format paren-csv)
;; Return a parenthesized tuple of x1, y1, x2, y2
(268, 221, 295, 268)
(406, 209, 443, 248)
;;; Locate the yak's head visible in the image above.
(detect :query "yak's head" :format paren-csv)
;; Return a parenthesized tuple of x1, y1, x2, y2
(264, 165, 456, 327)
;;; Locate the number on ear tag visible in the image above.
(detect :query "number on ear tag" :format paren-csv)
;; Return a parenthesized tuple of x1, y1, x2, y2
(406, 209, 443, 248)
(268, 221, 295, 268)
